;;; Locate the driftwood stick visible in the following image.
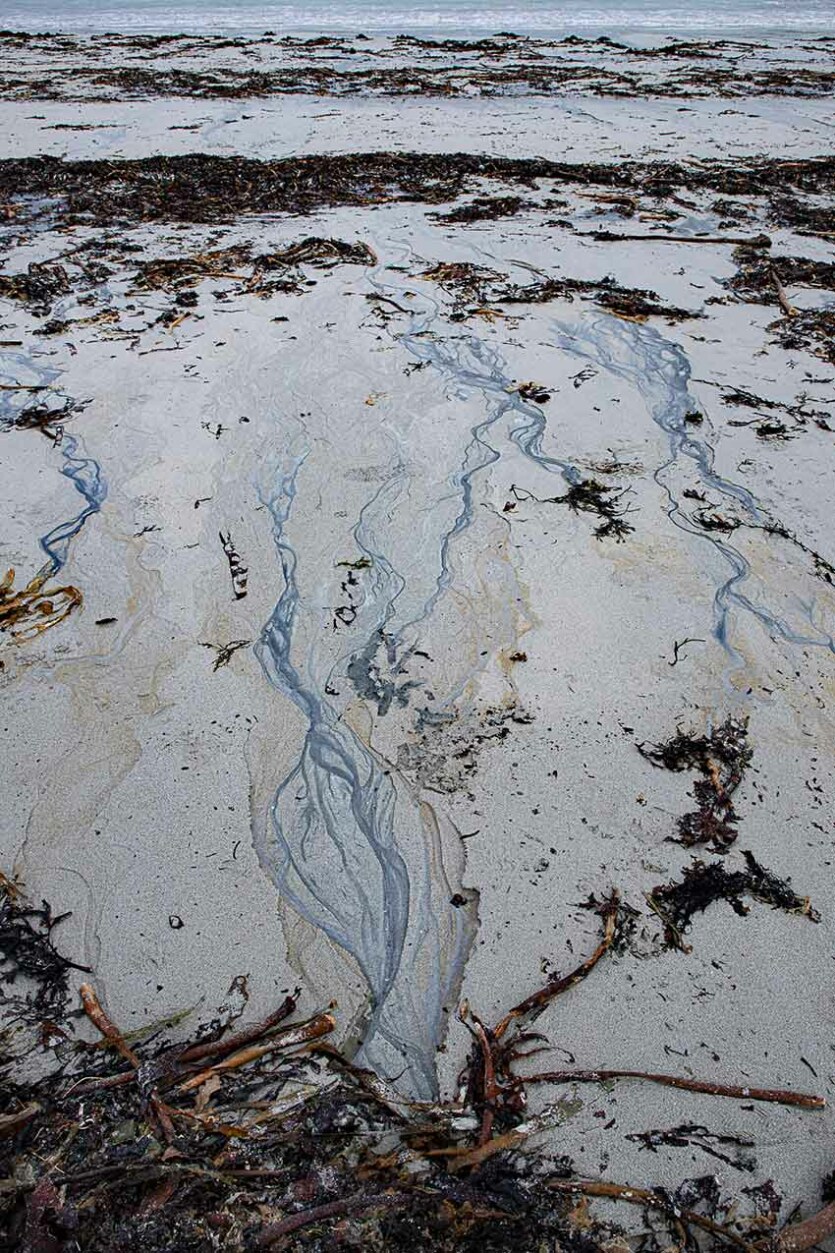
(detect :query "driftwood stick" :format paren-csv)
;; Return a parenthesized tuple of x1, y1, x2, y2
(773, 1200, 835, 1252)
(492, 891, 619, 1041)
(179, 992, 299, 1064)
(579, 231, 770, 246)
(79, 984, 175, 1142)
(522, 1068, 825, 1109)
(770, 267, 798, 318)
(425, 1127, 528, 1170)
(79, 984, 141, 1068)
(178, 1011, 336, 1092)
(257, 1190, 412, 1246)
(471, 1015, 497, 1147)
(547, 1179, 757, 1252)
(0, 1103, 40, 1139)
(65, 995, 302, 1097)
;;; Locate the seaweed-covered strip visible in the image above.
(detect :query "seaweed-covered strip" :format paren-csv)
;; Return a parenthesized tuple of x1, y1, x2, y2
(132, 237, 375, 294)
(2, 152, 835, 228)
(0, 33, 833, 103)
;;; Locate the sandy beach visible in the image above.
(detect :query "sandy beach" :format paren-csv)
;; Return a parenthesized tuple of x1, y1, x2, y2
(1, 27, 834, 1250)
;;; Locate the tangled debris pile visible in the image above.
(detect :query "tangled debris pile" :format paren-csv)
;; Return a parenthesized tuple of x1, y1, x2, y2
(2, 873, 832, 1253)
(433, 196, 534, 224)
(728, 247, 835, 364)
(419, 260, 696, 325)
(491, 274, 697, 322)
(133, 237, 376, 295)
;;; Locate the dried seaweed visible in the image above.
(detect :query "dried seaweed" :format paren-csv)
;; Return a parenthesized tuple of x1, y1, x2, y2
(493, 274, 697, 322)
(0, 873, 827, 1253)
(3, 34, 834, 104)
(419, 260, 502, 312)
(200, 639, 251, 671)
(219, 531, 248, 600)
(729, 252, 835, 304)
(433, 196, 533, 224)
(0, 263, 71, 314)
(132, 238, 375, 302)
(510, 480, 635, 541)
(771, 308, 835, 366)
(0, 567, 82, 643)
(2, 152, 834, 230)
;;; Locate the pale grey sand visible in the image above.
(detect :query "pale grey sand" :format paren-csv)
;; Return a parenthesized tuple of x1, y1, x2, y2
(1, 31, 834, 1226)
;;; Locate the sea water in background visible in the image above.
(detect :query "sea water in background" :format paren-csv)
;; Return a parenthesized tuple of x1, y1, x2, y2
(0, 0, 832, 34)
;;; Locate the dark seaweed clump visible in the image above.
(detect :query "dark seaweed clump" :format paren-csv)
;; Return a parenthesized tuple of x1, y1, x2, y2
(0, 263, 71, 315)
(509, 480, 635, 542)
(561, 478, 636, 540)
(639, 718, 751, 849)
(493, 275, 697, 322)
(727, 246, 835, 363)
(433, 195, 534, 223)
(0, 874, 88, 1033)
(648, 851, 820, 952)
(0, 855, 826, 1253)
(771, 308, 835, 366)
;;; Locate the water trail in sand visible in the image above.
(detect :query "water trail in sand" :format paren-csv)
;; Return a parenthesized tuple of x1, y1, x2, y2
(253, 247, 578, 1094)
(548, 313, 834, 662)
(0, 349, 106, 584)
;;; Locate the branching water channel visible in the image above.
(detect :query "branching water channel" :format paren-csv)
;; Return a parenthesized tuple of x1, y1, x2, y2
(253, 241, 833, 1097)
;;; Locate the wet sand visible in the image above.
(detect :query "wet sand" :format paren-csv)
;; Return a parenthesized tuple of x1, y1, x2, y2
(1, 29, 834, 1228)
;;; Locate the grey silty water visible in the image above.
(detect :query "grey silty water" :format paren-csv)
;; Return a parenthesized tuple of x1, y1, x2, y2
(253, 244, 572, 1093)
(367, 256, 579, 649)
